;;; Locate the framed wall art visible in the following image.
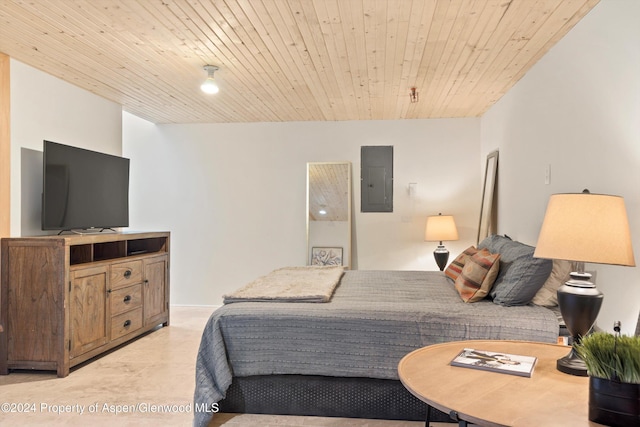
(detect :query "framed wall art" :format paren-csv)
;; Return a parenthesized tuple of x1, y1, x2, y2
(311, 247, 343, 266)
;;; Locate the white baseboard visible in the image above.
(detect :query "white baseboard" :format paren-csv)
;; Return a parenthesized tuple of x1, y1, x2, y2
(170, 303, 221, 309)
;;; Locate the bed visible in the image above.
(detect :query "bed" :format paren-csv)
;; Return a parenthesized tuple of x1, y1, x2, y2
(193, 235, 565, 426)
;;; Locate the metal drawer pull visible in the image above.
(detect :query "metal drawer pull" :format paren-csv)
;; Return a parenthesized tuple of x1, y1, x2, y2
(123, 295, 132, 303)
(123, 320, 131, 328)
(124, 270, 132, 278)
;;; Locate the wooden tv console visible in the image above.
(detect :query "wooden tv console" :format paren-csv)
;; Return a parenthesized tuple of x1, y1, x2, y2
(0, 231, 170, 377)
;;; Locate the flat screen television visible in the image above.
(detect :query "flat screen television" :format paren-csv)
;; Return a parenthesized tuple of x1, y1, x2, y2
(42, 140, 130, 231)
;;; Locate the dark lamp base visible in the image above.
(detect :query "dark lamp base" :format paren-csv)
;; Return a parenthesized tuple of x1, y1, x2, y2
(556, 275, 603, 376)
(433, 246, 449, 271)
(557, 348, 588, 376)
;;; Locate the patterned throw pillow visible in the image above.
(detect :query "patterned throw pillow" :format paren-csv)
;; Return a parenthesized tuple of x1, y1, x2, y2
(454, 250, 501, 302)
(444, 246, 478, 281)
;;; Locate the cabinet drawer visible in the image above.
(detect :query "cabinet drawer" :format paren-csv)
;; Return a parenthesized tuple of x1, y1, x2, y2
(110, 284, 142, 316)
(110, 260, 143, 289)
(110, 307, 143, 340)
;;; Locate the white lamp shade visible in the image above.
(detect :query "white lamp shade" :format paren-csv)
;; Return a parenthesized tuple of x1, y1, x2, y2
(425, 215, 459, 242)
(534, 193, 635, 266)
(200, 78, 219, 94)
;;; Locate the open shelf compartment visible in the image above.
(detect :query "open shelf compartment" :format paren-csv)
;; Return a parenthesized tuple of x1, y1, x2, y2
(68, 235, 168, 265)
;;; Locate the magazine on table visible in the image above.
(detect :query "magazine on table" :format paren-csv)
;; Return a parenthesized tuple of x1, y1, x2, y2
(450, 348, 537, 377)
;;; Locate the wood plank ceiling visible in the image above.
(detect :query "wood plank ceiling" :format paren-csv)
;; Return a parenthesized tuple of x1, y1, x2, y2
(0, 0, 599, 124)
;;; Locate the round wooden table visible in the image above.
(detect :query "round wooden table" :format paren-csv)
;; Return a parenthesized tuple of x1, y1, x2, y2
(398, 340, 605, 427)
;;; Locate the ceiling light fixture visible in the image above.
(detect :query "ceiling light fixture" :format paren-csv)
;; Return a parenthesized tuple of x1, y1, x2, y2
(201, 65, 220, 94)
(410, 87, 419, 103)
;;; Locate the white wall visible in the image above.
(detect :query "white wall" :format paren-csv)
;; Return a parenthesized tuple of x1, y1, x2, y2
(481, 0, 640, 335)
(123, 114, 480, 305)
(9, 59, 122, 236)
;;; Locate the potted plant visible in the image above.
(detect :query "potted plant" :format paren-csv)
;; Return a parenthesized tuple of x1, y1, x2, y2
(575, 330, 640, 427)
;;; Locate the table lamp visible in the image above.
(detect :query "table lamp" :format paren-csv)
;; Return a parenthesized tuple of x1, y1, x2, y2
(425, 213, 459, 271)
(534, 190, 635, 376)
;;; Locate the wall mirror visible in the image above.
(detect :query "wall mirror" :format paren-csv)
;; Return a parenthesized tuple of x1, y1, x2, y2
(307, 162, 352, 268)
(477, 150, 499, 245)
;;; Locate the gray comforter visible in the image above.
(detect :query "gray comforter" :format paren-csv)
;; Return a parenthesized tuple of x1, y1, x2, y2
(193, 270, 558, 426)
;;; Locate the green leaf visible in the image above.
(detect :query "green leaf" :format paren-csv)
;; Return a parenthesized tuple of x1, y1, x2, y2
(575, 333, 640, 383)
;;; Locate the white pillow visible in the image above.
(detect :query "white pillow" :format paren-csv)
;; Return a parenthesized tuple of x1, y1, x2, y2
(531, 259, 572, 307)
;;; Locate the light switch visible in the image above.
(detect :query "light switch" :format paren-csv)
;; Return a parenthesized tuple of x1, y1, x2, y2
(408, 183, 417, 196)
(545, 164, 551, 185)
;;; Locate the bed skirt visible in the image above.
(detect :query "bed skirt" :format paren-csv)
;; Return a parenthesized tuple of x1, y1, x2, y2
(218, 374, 451, 422)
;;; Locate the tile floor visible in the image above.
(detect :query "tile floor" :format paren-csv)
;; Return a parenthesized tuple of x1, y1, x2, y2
(0, 306, 449, 426)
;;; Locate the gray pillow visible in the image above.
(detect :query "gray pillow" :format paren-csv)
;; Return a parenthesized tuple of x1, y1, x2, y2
(478, 235, 553, 306)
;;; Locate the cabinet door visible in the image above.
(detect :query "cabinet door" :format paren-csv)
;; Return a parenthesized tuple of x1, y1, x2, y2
(143, 255, 168, 326)
(70, 266, 109, 358)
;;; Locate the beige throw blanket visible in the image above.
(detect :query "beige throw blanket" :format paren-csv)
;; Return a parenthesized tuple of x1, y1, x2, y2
(223, 266, 345, 303)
